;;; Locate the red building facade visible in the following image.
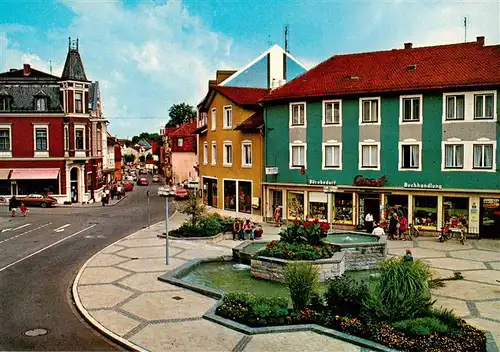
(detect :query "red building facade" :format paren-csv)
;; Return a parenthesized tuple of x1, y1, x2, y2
(0, 38, 106, 203)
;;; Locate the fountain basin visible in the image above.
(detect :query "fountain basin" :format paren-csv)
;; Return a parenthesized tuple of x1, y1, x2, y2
(328, 232, 387, 271)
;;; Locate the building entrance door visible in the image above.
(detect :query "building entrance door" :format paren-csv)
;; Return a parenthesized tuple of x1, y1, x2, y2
(480, 198, 500, 238)
(70, 167, 79, 203)
(358, 193, 381, 228)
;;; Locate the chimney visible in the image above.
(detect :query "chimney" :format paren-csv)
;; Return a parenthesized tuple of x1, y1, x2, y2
(23, 64, 31, 76)
(404, 42, 413, 49)
(477, 36, 485, 46)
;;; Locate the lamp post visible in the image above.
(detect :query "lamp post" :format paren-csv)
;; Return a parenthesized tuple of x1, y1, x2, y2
(323, 185, 338, 233)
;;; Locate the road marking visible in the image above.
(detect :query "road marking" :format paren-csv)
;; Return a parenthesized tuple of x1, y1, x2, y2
(13, 224, 31, 231)
(0, 224, 97, 273)
(1, 228, 12, 233)
(54, 224, 71, 233)
(0, 223, 52, 244)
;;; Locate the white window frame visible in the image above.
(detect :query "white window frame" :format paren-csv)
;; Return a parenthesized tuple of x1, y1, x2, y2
(0, 124, 12, 157)
(223, 140, 233, 167)
(398, 141, 422, 171)
(289, 141, 307, 169)
(473, 142, 495, 170)
(359, 141, 380, 170)
(203, 141, 208, 165)
(322, 100, 342, 126)
(289, 102, 307, 128)
(399, 95, 423, 124)
(443, 94, 465, 121)
(241, 140, 252, 168)
(322, 142, 342, 169)
(36, 97, 47, 112)
(211, 108, 216, 131)
(442, 91, 497, 123)
(359, 97, 381, 125)
(223, 106, 232, 129)
(177, 138, 183, 147)
(474, 93, 495, 120)
(211, 141, 217, 165)
(33, 123, 49, 157)
(441, 140, 465, 171)
(74, 124, 86, 158)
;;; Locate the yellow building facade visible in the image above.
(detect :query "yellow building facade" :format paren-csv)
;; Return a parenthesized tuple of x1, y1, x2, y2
(196, 85, 269, 220)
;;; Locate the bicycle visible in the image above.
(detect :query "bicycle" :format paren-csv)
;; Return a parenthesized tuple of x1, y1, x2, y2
(406, 223, 420, 240)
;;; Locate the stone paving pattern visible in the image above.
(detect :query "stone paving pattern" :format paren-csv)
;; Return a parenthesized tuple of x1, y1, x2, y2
(76, 214, 500, 351)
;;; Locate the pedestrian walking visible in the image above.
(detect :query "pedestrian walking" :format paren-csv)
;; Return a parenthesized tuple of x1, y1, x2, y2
(9, 196, 20, 217)
(274, 205, 282, 227)
(364, 212, 374, 233)
(19, 203, 28, 217)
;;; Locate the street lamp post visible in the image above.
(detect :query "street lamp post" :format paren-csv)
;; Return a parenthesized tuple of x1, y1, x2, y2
(165, 192, 174, 265)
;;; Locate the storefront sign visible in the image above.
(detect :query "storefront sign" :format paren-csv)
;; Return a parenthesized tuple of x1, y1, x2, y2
(309, 180, 336, 186)
(353, 175, 386, 187)
(404, 182, 442, 190)
(265, 167, 279, 175)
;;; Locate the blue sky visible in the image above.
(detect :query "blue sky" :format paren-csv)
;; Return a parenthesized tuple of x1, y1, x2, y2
(1, 0, 499, 138)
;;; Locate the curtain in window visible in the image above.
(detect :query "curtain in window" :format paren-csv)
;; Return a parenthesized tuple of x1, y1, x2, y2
(473, 145, 482, 168)
(403, 99, 412, 120)
(325, 103, 333, 123)
(446, 97, 454, 118)
(456, 96, 464, 119)
(0, 130, 9, 151)
(484, 145, 493, 168)
(485, 95, 494, 118)
(36, 129, 47, 150)
(475, 95, 484, 117)
(456, 145, 464, 167)
(410, 145, 419, 167)
(362, 145, 376, 166)
(325, 146, 338, 166)
(244, 145, 252, 164)
(445, 145, 453, 167)
(370, 145, 378, 165)
(362, 101, 371, 121)
(292, 146, 304, 166)
(412, 99, 419, 120)
(333, 103, 339, 122)
(370, 101, 378, 122)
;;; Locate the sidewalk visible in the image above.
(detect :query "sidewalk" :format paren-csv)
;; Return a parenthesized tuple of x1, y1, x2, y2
(59, 196, 126, 207)
(73, 212, 500, 352)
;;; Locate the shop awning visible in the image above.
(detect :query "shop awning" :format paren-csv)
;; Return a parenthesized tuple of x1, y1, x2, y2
(10, 168, 60, 180)
(0, 169, 11, 180)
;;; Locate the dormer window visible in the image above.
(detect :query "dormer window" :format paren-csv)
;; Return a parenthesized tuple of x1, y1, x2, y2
(36, 98, 47, 111)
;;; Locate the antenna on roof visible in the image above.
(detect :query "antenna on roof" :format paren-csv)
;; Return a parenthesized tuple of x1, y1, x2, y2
(49, 60, 52, 75)
(284, 24, 290, 53)
(464, 17, 467, 42)
(267, 34, 272, 46)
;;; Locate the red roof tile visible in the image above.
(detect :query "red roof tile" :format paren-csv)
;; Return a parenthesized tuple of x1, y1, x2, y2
(214, 86, 270, 106)
(169, 120, 198, 137)
(262, 41, 500, 102)
(234, 112, 264, 131)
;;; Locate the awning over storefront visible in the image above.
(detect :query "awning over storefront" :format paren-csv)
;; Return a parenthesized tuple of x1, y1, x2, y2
(0, 169, 11, 180)
(10, 168, 60, 180)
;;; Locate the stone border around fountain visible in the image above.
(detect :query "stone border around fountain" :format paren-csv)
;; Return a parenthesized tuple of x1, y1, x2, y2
(233, 240, 269, 265)
(329, 233, 388, 271)
(157, 258, 395, 352)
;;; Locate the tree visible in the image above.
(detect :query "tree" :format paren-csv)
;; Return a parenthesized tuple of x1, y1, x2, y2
(139, 155, 146, 163)
(146, 153, 153, 161)
(166, 103, 196, 127)
(182, 190, 205, 227)
(131, 132, 163, 146)
(123, 154, 135, 163)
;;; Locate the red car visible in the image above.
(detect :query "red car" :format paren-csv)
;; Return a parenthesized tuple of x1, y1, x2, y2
(123, 183, 134, 192)
(175, 187, 189, 200)
(137, 178, 149, 186)
(20, 194, 58, 208)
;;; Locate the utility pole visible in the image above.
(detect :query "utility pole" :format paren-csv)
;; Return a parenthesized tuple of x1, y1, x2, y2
(464, 17, 467, 43)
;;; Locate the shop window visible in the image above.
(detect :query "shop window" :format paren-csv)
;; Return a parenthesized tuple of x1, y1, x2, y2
(17, 179, 58, 195)
(480, 198, 500, 237)
(309, 192, 327, 220)
(385, 195, 408, 219)
(238, 181, 252, 214)
(224, 180, 236, 211)
(287, 192, 304, 219)
(333, 192, 353, 224)
(413, 196, 438, 229)
(443, 197, 468, 227)
(0, 180, 10, 195)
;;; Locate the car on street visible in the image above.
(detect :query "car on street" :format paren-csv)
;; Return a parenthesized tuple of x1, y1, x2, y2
(125, 175, 134, 181)
(137, 177, 149, 186)
(157, 185, 170, 196)
(152, 175, 160, 183)
(175, 187, 189, 200)
(124, 183, 134, 192)
(19, 194, 58, 208)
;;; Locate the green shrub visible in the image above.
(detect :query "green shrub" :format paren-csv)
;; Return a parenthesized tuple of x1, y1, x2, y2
(197, 216, 223, 236)
(257, 241, 335, 260)
(362, 257, 435, 323)
(392, 317, 450, 336)
(324, 276, 369, 317)
(284, 262, 320, 311)
(430, 307, 460, 329)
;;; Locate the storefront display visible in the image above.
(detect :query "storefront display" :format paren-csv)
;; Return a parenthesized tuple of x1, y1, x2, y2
(238, 181, 252, 214)
(413, 196, 438, 229)
(202, 177, 218, 207)
(480, 198, 500, 238)
(308, 192, 327, 220)
(443, 197, 468, 228)
(287, 191, 304, 219)
(224, 180, 237, 211)
(334, 192, 353, 224)
(385, 195, 408, 219)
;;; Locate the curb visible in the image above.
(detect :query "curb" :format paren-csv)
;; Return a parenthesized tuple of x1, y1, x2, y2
(71, 203, 179, 352)
(58, 195, 128, 208)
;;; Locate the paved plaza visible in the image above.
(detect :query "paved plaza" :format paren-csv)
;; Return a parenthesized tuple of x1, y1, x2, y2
(74, 213, 500, 351)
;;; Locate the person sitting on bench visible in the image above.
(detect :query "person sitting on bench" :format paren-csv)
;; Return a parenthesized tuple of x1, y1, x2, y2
(233, 220, 242, 240)
(242, 219, 255, 240)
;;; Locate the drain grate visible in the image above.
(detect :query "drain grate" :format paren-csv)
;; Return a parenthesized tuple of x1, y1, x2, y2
(24, 328, 49, 337)
(172, 296, 184, 301)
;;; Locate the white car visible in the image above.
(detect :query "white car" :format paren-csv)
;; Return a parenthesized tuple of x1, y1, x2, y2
(125, 175, 134, 181)
(158, 186, 170, 197)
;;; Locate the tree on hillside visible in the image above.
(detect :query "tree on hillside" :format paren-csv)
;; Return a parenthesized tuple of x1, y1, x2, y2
(166, 103, 196, 127)
(131, 132, 163, 145)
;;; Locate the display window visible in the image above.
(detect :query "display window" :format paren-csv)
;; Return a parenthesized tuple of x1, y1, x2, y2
(238, 181, 252, 214)
(224, 180, 237, 211)
(443, 197, 468, 228)
(287, 191, 304, 219)
(308, 192, 328, 220)
(202, 177, 218, 207)
(480, 198, 500, 238)
(413, 196, 438, 229)
(334, 192, 353, 224)
(385, 195, 408, 219)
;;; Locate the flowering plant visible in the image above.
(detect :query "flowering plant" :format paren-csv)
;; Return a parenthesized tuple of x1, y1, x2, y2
(280, 218, 330, 246)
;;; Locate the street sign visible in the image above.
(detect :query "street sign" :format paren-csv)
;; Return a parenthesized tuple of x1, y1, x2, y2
(265, 167, 279, 175)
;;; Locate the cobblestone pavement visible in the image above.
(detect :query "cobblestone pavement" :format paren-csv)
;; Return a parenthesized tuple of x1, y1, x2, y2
(74, 215, 500, 351)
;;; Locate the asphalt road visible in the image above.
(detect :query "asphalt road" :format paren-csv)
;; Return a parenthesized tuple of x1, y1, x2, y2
(0, 178, 175, 351)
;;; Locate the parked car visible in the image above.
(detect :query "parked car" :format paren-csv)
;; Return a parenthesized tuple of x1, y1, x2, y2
(169, 185, 177, 196)
(152, 175, 160, 183)
(137, 178, 149, 186)
(125, 175, 134, 181)
(19, 194, 58, 208)
(175, 187, 189, 200)
(124, 183, 134, 192)
(158, 185, 170, 196)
